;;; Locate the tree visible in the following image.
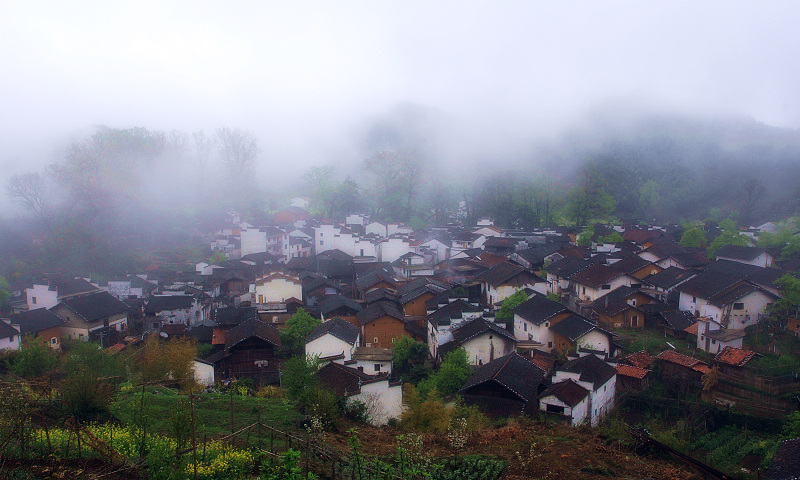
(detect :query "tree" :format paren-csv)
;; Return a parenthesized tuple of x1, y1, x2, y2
(400, 385, 452, 432)
(417, 347, 471, 397)
(598, 231, 624, 244)
(0, 276, 10, 307)
(140, 333, 199, 391)
(9, 334, 58, 379)
(680, 225, 707, 248)
(563, 161, 616, 227)
(496, 290, 529, 330)
(216, 127, 259, 181)
(59, 340, 123, 419)
(6, 172, 50, 227)
(392, 336, 429, 377)
(363, 148, 422, 221)
(707, 219, 749, 257)
(208, 250, 227, 265)
(281, 308, 321, 351)
(303, 165, 337, 217)
(576, 224, 595, 247)
(636, 180, 660, 221)
(768, 274, 800, 321)
(740, 176, 765, 226)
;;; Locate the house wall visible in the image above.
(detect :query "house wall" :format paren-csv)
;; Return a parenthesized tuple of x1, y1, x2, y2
(578, 330, 612, 354)
(717, 253, 773, 268)
(305, 335, 357, 362)
(38, 325, 62, 349)
(352, 381, 403, 425)
(574, 275, 635, 303)
(254, 278, 303, 304)
(363, 316, 410, 348)
(461, 334, 515, 365)
(26, 284, 58, 310)
(728, 291, 773, 330)
(514, 312, 571, 348)
(679, 292, 714, 318)
(366, 222, 387, 237)
(240, 227, 267, 256)
(354, 359, 392, 375)
(0, 330, 20, 350)
(380, 238, 412, 264)
(403, 292, 435, 317)
(419, 239, 449, 263)
(106, 281, 132, 300)
(192, 361, 215, 386)
(539, 394, 589, 426)
(589, 375, 616, 426)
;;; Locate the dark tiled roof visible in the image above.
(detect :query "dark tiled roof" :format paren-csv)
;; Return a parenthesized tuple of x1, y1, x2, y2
(214, 306, 259, 326)
(708, 283, 763, 307)
(642, 267, 696, 290)
(569, 264, 626, 289)
(144, 295, 195, 315)
(458, 352, 545, 403)
(364, 288, 399, 305)
(52, 277, 101, 298)
(539, 379, 589, 407)
(0, 321, 19, 340)
(355, 269, 397, 291)
(396, 277, 450, 298)
(451, 317, 516, 345)
(559, 354, 616, 389)
(356, 301, 404, 325)
(512, 244, 563, 266)
(302, 276, 343, 294)
(669, 251, 710, 269)
(716, 245, 767, 262)
(513, 294, 570, 326)
(476, 262, 543, 287)
(428, 299, 483, 327)
(224, 318, 281, 349)
(318, 362, 389, 397)
(704, 259, 786, 288)
(609, 255, 653, 275)
(550, 314, 598, 342)
(546, 257, 593, 279)
(590, 286, 651, 317)
(59, 291, 130, 322)
(306, 317, 360, 345)
(319, 295, 363, 316)
(677, 271, 742, 300)
(10, 308, 64, 334)
(659, 310, 697, 331)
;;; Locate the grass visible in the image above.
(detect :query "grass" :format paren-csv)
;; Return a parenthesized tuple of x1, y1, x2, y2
(110, 385, 299, 442)
(615, 328, 701, 357)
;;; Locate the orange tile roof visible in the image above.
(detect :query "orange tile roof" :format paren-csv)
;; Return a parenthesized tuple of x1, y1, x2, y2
(617, 364, 650, 379)
(714, 346, 757, 367)
(620, 350, 656, 369)
(656, 350, 707, 369)
(684, 322, 699, 335)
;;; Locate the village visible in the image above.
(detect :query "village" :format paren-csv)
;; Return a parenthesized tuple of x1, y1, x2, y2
(3, 202, 799, 459)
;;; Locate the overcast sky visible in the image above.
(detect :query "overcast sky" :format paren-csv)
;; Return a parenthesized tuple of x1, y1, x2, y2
(2, 1, 799, 208)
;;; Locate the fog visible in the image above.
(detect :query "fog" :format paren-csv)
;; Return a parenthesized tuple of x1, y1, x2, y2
(2, 1, 800, 216)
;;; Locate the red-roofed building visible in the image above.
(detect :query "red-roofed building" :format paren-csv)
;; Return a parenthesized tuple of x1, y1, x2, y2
(616, 363, 651, 392)
(657, 350, 709, 388)
(619, 350, 656, 369)
(714, 346, 758, 373)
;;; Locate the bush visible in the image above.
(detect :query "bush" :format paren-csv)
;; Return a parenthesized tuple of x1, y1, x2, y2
(400, 386, 452, 432)
(255, 385, 284, 399)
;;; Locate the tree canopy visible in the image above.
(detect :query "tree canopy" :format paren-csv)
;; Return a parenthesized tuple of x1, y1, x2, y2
(281, 308, 321, 351)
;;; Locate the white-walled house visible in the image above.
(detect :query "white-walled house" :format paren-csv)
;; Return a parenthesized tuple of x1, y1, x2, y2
(438, 317, 517, 366)
(475, 263, 547, 306)
(569, 264, 639, 303)
(318, 362, 403, 425)
(191, 359, 216, 386)
(715, 245, 774, 268)
(251, 272, 303, 305)
(696, 318, 746, 354)
(0, 321, 21, 350)
(380, 236, 412, 264)
(538, 380, 591, 426)
(544, 354, 616, 426)
(512, 294, 571, 348)
(305, 317, 361, 363)
(26, 277, 100, 311)
(366, 222, 387, 237)
(677, 271, 776, 329)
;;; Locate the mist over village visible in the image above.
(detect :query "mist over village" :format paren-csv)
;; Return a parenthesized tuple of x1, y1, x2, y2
(3, 3, 800, 480)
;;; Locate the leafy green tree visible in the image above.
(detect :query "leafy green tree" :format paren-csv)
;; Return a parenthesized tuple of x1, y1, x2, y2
(418, 347, 471, 397)
(598, 231, 624, 244)
(208, 250, 227, 265)
(392, 336, 429, 377)
(576, 224, 595, 246)
(496, 290, 530, 330)
(563, 162, 616, 227)
(0, 276, 10, 307)
(303, 165, 337, 217)
(680, 225, 707, 248)
(9, 334, 58, 379)
(637, 180, 660, 220)
(707, 219, 749, 257)
(758, 226, 800, 261)
(281, 308, 321, 352)
(768, 274, 800, 320)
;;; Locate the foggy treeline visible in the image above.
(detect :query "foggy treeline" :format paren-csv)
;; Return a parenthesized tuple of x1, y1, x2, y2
(3, 105, 800, 278)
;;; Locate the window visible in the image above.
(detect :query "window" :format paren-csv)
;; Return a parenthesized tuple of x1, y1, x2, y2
(712, 339, 716, 344)
(51, 337, 57, 345)
(692, 296, 697, 303)
(374, 364, 381, 372)
(548, 341, 553, 348)
(31, 296, 37, 305)
(523, 323, 527, 332)
(546, 404, 565, 414)
(631, 283, 642, 289)
(631, 316, 638, 327)
(374, 337, 379, 344)
(733, 302, 744, 310)
(320, 240, 324, 246)
(601, 285, 611, 290)
(545, 322, 549, 327)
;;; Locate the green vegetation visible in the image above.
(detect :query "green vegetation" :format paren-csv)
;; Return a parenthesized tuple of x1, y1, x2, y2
(392, 336, 431, 382)
(707, 219, 749, 257)
(417, 347, 472, 397)
(280, 308, 321, 352)
(495, 289, 529, 330)
(7, 334, 58, 379)
(679, 224, 707, 248)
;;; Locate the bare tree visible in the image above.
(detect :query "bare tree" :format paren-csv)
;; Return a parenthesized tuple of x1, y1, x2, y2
(193, 130, 214, 184)
(6, 172, 51, 226)
(215, 128, 259, 181)
(741, 176, 765, 226)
